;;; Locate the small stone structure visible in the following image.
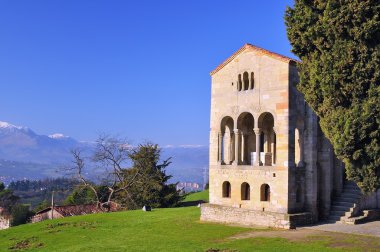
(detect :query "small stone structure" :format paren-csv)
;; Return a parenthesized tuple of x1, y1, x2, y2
(32, 203, 118, 223)
(201, 43, 380, 229)
(0, 207, 11, 230)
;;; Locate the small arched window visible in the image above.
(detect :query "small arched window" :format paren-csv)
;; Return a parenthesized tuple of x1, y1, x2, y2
(222, 181, 231, 198)
(237, 74, 242, 91)
(295, 128, 300, 166)
(250, 72, 255, 89)
(243, 72, 249, 90)
(260, 184, 270, 201)
(241, 182, 250, 200)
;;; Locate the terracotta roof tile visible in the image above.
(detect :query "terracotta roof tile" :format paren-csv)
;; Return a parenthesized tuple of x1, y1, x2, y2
(210, 43, 301, 76)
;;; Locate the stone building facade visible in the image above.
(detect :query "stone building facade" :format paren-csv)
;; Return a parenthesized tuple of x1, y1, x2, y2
(200, 44, 350, 229)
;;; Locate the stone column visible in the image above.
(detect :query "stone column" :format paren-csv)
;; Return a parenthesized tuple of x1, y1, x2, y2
(241, 133, 245, 164)
(230, 132, 234, 164)
(218, 132, 223, 164)
(264, 130, 270, 152)
(254, 128, 262, 166)
(233, 129, 240, 165)
(271, 130, 275, 165)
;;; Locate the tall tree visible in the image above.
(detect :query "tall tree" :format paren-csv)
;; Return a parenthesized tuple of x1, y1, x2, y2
(117, 143, 182, 209)
(0, 182, 19, 214)
(285, 0, 380, 192)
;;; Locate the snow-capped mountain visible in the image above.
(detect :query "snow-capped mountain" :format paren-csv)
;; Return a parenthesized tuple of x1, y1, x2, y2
(0, 121, 209, 184)
(0, 121, 83, 164)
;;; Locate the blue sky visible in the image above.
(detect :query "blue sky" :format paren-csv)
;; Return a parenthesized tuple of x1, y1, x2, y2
(0, 0, 295, 146)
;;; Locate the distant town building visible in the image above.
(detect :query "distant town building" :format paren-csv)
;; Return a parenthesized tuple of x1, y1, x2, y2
(177, 182, 201, 193)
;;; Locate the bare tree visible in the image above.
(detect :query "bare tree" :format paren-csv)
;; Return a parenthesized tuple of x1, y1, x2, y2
(69, 135, 140, 211)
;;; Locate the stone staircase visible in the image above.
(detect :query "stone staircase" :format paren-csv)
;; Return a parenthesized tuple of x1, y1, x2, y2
(328, 181, 363, 223)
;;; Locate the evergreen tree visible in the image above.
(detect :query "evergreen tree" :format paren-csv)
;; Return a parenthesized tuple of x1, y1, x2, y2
(285, 0, 380, 192)
(64, 185, 109, 205)
(0, 182, 19, 213)
(118, 143, 182, 209)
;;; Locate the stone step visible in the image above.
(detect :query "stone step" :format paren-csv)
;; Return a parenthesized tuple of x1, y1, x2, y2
(334, 200, 357, 206)
(336, 196, 359, 202)
(344, 186, 360, 190)
(330, 210, 347, 216)
(344, 190, 360, 194)
(328, 215, 342, 221)
(331, 202, 355, 208)
(331, 205, 351, 211)
(343, 187, 361, 191)
(340, 193, 362, 199)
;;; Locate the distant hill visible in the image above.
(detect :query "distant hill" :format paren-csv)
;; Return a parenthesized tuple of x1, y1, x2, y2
(0, 121, 208, 184)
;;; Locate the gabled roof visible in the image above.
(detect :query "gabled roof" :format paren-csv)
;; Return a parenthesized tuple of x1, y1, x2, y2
(210, 43, 300, 76)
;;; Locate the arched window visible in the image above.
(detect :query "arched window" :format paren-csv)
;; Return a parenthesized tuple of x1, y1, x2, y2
(250, 72, 254, 89)
(258, 113, 275, 166)
(260, 184, 270, 201)
(237, 74, 242, 91)
(241, 182, 250, 200)
(220, 116, 234, 165)
(237, 112, 255, 165)
(222, 181, 231, 198)
(243, 72, 249, 90)
(295, 128, 300, 165)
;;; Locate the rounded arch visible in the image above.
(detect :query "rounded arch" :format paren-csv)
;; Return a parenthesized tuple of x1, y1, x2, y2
(241, 182, 250, 200)
(237, 112, 254, 133)
(222, 181, 231, 198)
(237, 112, 255, 165)
(260, 183, 270, 201)
(258, 112, 274, 129)
(257, 112, 276, 166)
(220, 116, 234, 133)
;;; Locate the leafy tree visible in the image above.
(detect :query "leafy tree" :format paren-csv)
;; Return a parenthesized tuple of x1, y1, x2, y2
(0, 182, 19, 214)
(117, 143, 183, 209)
(285, 0, 380, 192)
(10, 204, 34, 226)
(64, 185, 109, 205)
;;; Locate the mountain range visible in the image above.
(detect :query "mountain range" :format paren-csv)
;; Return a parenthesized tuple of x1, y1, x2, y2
(0, 121, 208, 185)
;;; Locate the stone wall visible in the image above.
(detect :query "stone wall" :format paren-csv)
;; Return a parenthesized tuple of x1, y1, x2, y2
(358, 189, 380, 211)
(31, 210, 63, 223)
(201, 203, 313, 229)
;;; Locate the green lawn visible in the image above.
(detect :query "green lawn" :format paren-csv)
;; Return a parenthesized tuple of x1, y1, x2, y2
(0, 207, 371, 252)
(183, 189, 209, 202)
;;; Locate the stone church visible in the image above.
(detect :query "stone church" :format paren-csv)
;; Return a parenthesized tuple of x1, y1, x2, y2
(200, 44, 380, 229)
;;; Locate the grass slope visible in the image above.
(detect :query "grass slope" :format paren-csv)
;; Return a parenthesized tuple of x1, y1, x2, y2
(183, 190, 209, 202)
(0, 207, 372, 252)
